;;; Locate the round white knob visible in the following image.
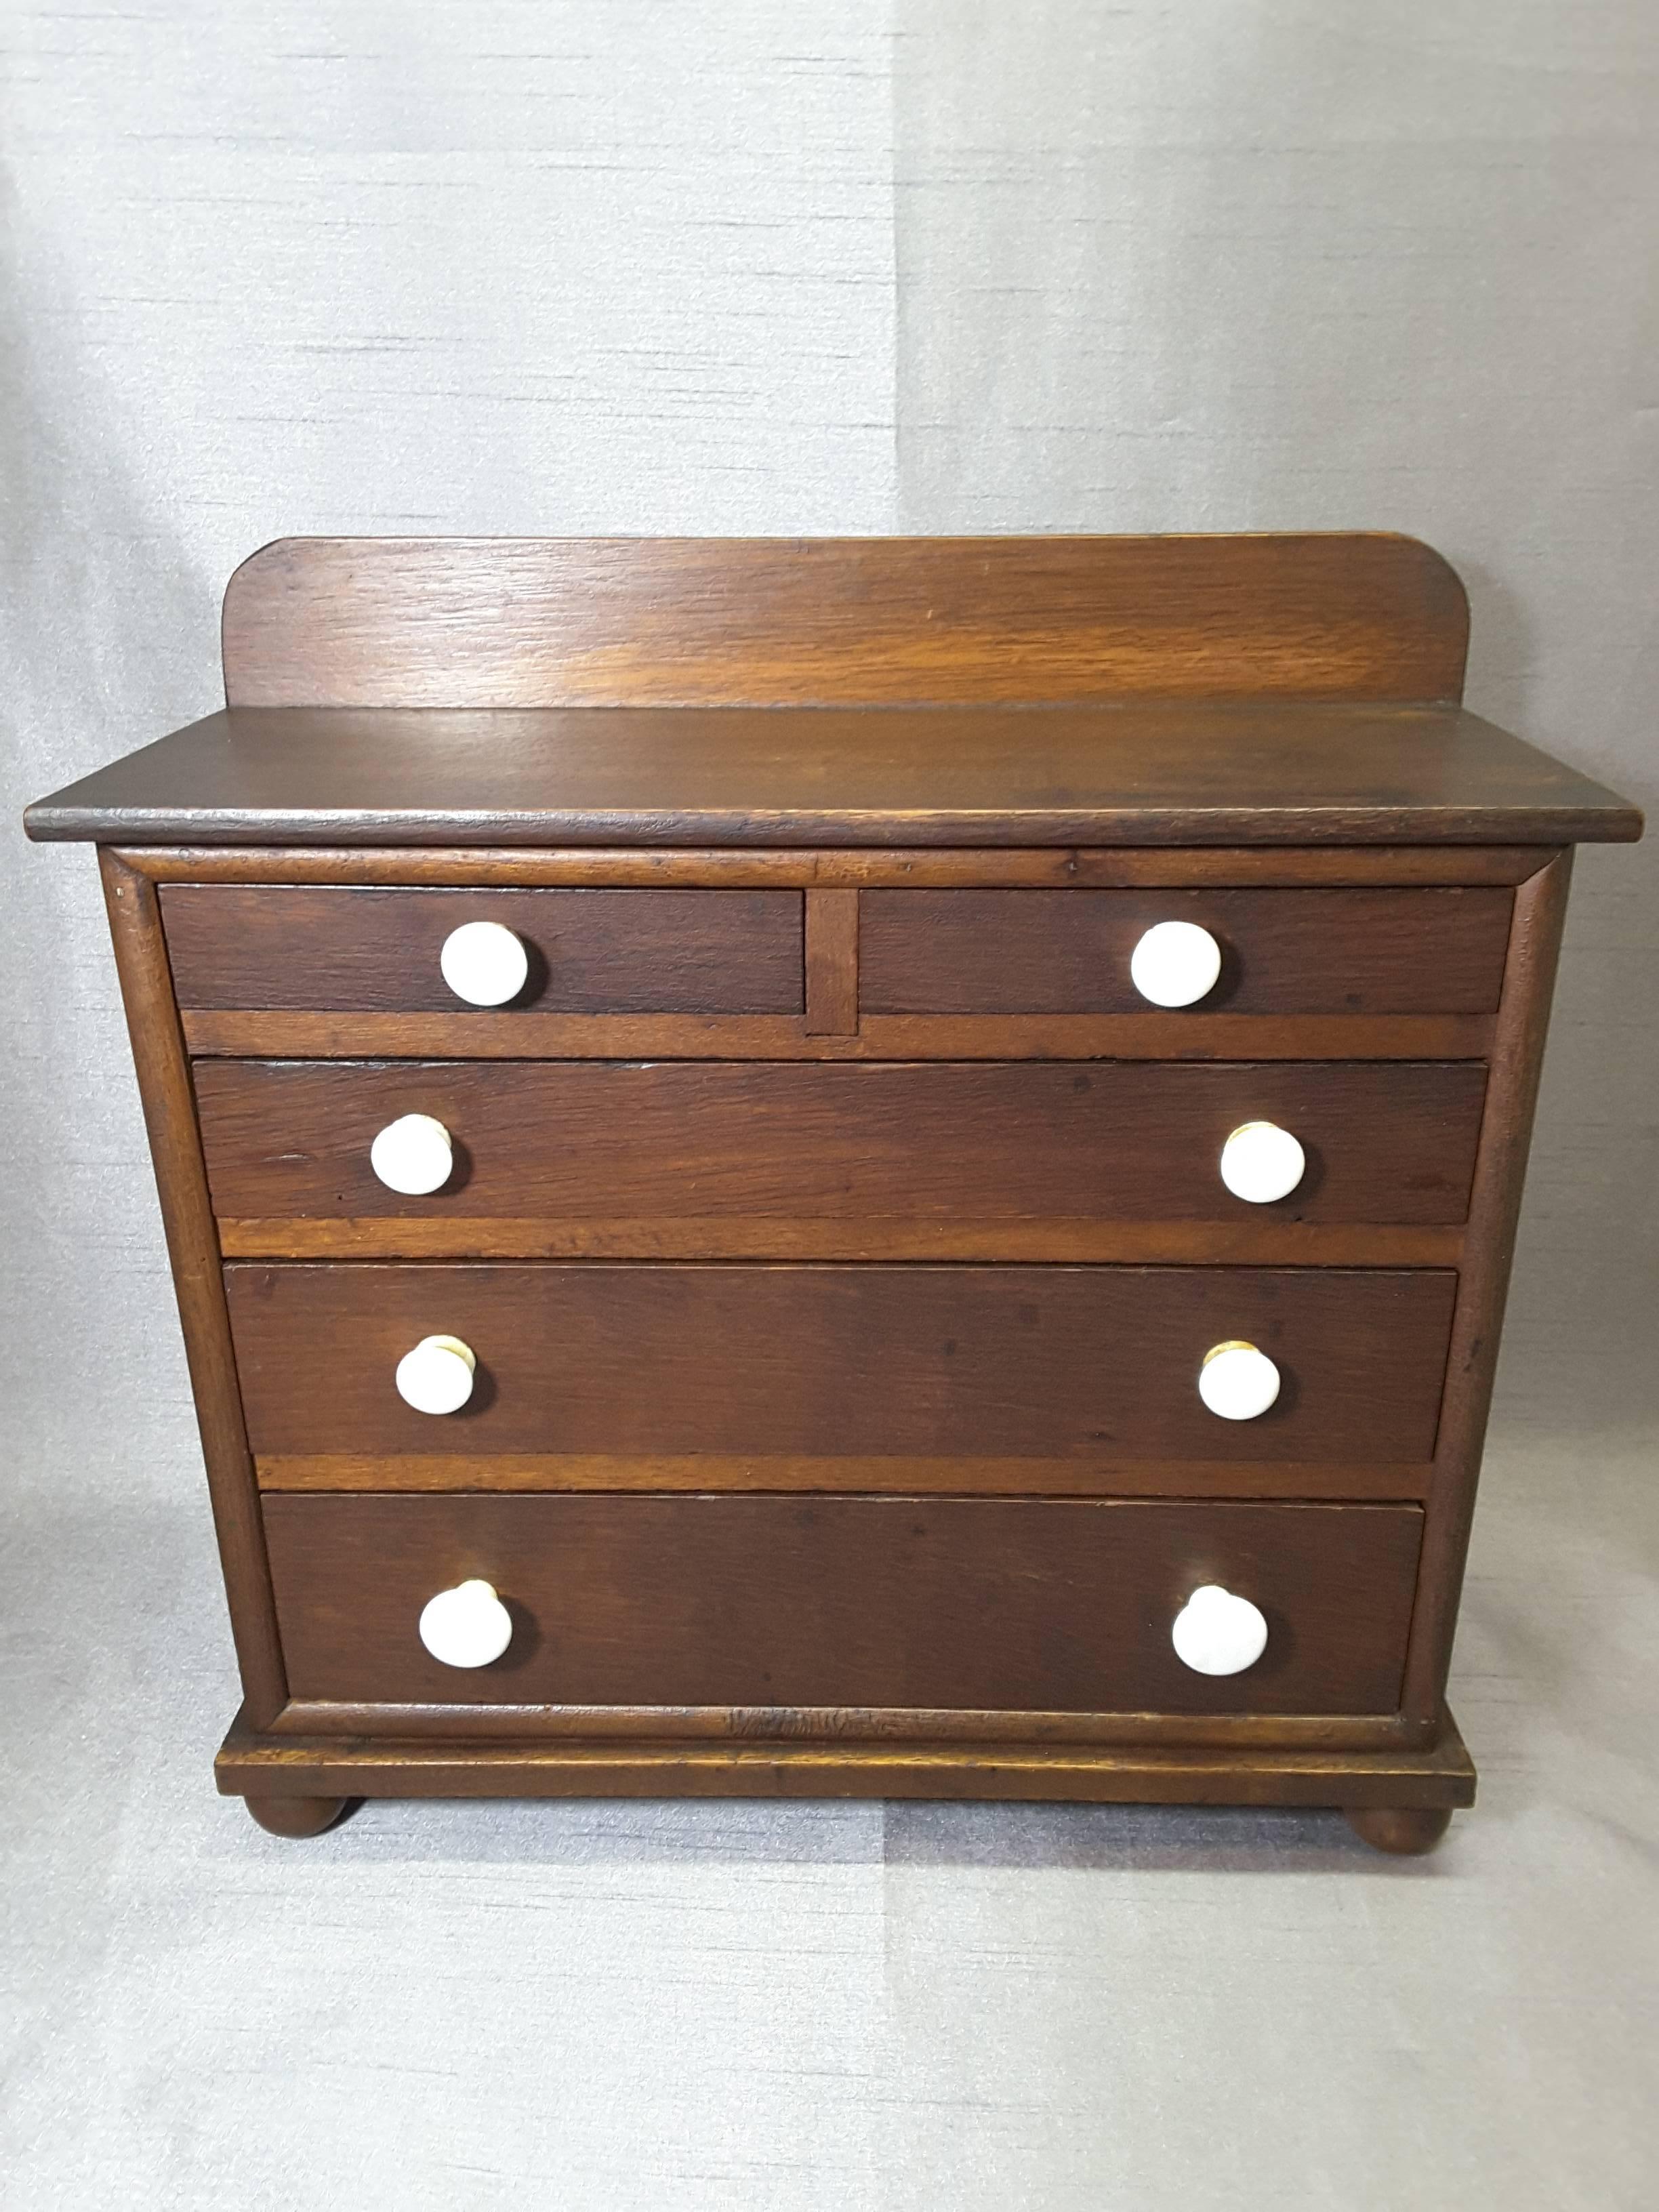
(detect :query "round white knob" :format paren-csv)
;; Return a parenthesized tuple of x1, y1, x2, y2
(418, 1579, 513, 1668)
(394, 1333, 476, 1415)
(1219, 1120, 1305, 1204)
(1198, 1340, 1280, 1420)
(369, 1113, 454, 1195)
(439, 920, 529, 1007)
(1129, 920, 1222, 1008)
(1172, 1584, 1269, 1676)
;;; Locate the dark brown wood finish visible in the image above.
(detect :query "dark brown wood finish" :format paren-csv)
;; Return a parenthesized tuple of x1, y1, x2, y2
(861, 887, 1512, 1013)
(266, 1700, 1425, 1749)
(160, 884, 804, 1013)
(178, 1008, 1494, 1063)
(1401, 851, 1574, 1723)
(804, 888, 859, 1034)
(260, 1492, 1425, 1717)
(23, 537, 1638, 1843)
(218, 535, 1471, 707)
(25, 703, 1641, 850)
(115, 844, 1559, 886)
(225, 1262, 1457, 1467)
(194, 1060, 1488, 1237)
(216, 1702, 1478, 1809)
(224, 1223, 1465, 1267)
(244, 1794, 352, 1837)
(97, 854, 288, 1726)
(254, 1452, 1434, 1501)
(1344, 1804, 1453, 1853)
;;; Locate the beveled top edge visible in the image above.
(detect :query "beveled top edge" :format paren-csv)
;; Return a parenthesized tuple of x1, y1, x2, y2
(22, 701, 1643, 848)
(26, 804, 1643, 848)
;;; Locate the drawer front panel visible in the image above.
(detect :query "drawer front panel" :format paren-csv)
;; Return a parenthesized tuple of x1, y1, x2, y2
(228, 1263, 1456, 1464)
(262, 1492, 1425, 1715)
(860, 888, 1511, 1014)
(197, 1060, 1487, 1227)
(161, 885, 803, 1013)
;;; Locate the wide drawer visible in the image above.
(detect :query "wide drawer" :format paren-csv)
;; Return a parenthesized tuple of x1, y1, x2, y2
(262, 1492, 1425, 1715)
(197, 1059, 1488, 1231)
(859, 887, 1511, 1013)
(228, 1263, 1456, 1466)
(160, 885, 803, 1013)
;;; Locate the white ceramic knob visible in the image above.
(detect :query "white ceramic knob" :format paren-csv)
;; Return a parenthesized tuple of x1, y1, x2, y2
(1172, 1584, 1269, 1676)
(1198, 1340, 1280, 1421)
(439, 920, 529, 1007)
(1219, 1120, 1306, 1205)
(1129, 920, 1223, 1008)
(394, 1333, 476, 1416)
(418, 1579, 513, 1669)
(369, 1113, 454, 1196)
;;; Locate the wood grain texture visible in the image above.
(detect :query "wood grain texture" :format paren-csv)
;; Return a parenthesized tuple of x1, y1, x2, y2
(178, 1008, 1496, 1063)
(34, 533, 1629, 1836)
(97, 855, 287, 1725)
(254, 1452, 1435, 1500)
(113, 842, 1559, 886)
(216, 1701, 1478, 1805)
(803, 888, 859, 1033)
(159, 884, 803, 1014)
(26, 703, 1641, 848)
(1404, 851, 1575, 1721)
(220, 1220, 1466, 1266)
(861, 886, 1512, 1013)
(264, 1700, 1426, 1749)
(260, 1492, 1425, 1717)
(194, 1059, 1488, 1230)
(217, 534, 1471, 707)
(224, 1262, 1458, 1465)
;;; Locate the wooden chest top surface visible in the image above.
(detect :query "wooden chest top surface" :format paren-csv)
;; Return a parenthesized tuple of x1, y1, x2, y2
(22, 534, 1640, 849)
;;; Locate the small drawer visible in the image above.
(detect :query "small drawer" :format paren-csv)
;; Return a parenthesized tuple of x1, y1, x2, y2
(159, 885, 803, 1014)
(197, 1059, 1488, 1234)
(262, 1492, 1425, 1716)
(227, 1262, 1457, 1468)
(859, 887, 1512, 1014)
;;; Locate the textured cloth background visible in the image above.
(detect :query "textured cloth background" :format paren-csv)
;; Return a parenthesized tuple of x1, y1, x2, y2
(3, 6, 1656, 2207)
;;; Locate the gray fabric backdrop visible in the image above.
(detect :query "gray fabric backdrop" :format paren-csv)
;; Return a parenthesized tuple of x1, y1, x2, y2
(3, 7, 1655, 2208)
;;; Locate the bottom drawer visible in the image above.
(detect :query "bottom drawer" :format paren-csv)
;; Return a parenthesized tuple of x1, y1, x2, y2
(264, 1494, 1423, 1718)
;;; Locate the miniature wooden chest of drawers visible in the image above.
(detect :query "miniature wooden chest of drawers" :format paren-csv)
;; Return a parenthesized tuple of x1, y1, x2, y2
(25, 533, 1641, 1850)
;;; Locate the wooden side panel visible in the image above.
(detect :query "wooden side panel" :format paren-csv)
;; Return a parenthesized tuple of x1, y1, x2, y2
(262, 1493, 1425, 1716)
(1402, 851, 1575, 1721)
(221, 535, 1470, 708)
(159, 885, 804, 1013)
(860, 887, 1513, 1014)
(225, 1263, 1458, 1465)
(97, 855, 288, 1724)
(194, 1060, 1488, 1229)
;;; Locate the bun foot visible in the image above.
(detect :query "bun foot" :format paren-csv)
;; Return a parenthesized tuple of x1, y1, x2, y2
(1345, 1805, 1454, 1855)
(244, 1794, 354, 1838)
